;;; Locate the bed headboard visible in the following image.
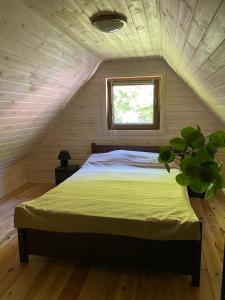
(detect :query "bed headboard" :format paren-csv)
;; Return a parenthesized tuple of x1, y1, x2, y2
(91, 143, 160, 153)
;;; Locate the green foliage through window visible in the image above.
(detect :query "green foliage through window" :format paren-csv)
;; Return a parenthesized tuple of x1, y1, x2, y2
(113, 84, 154, 124)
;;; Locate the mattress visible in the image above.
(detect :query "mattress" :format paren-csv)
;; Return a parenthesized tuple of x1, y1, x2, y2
(14, 152, 200, 241)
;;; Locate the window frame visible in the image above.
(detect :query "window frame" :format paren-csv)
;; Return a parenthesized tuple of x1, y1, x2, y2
(107, 76, 160, 130)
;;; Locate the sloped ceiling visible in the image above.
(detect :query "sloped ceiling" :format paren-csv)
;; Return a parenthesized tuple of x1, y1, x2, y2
(0, 0, 100, 170)
(0, 0, 225, 170)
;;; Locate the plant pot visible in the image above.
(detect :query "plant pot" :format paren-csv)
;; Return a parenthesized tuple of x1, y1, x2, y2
(187, 186, 205, 198)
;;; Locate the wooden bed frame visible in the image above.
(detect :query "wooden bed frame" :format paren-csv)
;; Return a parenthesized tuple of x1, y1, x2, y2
(17, 143, 202, 287)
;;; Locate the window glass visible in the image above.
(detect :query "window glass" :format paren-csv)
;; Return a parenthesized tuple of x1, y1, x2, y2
(107, 77, 160, 130)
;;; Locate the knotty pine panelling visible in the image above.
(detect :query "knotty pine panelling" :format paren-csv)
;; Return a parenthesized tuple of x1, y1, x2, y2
(0, 0, 100, 195)
(18, 0, 225, 122)
(26, 59, 224, 183)
(1, 0, 225, 190)
(161, 0, 225, 123)
(0, 161, 27, 197)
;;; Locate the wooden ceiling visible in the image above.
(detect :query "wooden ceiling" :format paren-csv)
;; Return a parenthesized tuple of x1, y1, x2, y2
(20, 0, 225, 121)
(0, 0, 225, 170)
(0, 0, 100, 170)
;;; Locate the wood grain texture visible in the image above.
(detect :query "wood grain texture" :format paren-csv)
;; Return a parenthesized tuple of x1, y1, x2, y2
(17, 0, 225, 122)
(0, 161, 27, 197)
(26, 59, 224, 183)
(0, 0, 100, 195)
(0, 183, 224, 300)
(0, 0, 225, 191)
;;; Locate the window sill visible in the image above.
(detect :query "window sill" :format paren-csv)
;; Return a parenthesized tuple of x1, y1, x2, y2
(107, 127, 165, 135)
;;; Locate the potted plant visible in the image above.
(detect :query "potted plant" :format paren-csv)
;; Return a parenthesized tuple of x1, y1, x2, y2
(158, 126, 225, 199)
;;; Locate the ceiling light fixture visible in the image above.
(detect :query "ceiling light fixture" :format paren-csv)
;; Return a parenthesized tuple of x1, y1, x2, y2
(91, 13, 127, 33)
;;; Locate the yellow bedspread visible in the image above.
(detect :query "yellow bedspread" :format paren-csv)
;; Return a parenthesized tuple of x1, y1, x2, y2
(14, 164, 200, 240)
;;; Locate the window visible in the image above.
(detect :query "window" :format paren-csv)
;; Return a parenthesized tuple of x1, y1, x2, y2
(107, 77, 160, 130)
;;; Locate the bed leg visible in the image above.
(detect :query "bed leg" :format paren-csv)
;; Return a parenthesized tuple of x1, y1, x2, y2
(18, 229, 29, 263)
(191, 262, 200, 287)
(191, 222, 202, 287)
(191, 240, 201, 287)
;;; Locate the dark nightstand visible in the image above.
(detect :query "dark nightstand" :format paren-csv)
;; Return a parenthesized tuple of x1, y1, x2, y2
(55, 164, 79, 185)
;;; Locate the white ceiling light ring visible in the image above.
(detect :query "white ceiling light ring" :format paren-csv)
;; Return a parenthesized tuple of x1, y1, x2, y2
(91, 13, 127, 33)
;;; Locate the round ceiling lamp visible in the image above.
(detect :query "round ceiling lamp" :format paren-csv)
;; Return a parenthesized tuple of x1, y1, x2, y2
(91, 13, 127, 33)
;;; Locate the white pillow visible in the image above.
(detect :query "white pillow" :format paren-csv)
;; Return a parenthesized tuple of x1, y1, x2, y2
(86, 150, 160, 165)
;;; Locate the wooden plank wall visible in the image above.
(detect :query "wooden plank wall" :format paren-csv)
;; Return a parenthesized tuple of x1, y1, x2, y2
(0, 161, 27, 197)
(0, 0, 100, 195)
(17, 0, 225, 122)
(0, 0, 225, 189)
(161, 0, 225, 123)
(26, 58, 225, 183)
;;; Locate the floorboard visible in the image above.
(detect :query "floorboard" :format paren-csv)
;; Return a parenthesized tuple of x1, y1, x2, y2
(0, 183, 224, 300)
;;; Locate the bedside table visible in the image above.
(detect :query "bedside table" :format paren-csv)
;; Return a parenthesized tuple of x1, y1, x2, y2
(55, 164, 79, 185)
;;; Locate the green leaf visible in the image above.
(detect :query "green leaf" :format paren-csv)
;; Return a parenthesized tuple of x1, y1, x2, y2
(164, 125, 224, 200)
(195, 147, 214, 163)
(180, 157, 199, 177)
(181, 127, 196, 140)
(176, 173, 190, 186)
(198, 161, 220, 182)
(158, 146, 175, 163)
(206, 142, 217, 155)
(189, 179, 210, 193)
(187, 130, 205, 149)
(205, 184, 217, 200)
(209, 130, 225, 148)
(214, 175, 225, 189)
(170, 137, 188, 152)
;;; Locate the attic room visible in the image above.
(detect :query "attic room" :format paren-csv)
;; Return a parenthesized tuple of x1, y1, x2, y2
(0, 0, 225, 299)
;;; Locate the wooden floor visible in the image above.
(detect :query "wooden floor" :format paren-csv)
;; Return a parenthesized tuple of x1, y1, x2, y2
(0, 183, 224, 300)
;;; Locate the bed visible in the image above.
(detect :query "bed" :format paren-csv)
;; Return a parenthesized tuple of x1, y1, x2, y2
(14, 143, 202, 286)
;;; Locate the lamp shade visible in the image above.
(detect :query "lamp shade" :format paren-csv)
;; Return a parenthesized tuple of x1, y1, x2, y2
(91, 13, 127, 33)
(58, 150, 71, 167)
